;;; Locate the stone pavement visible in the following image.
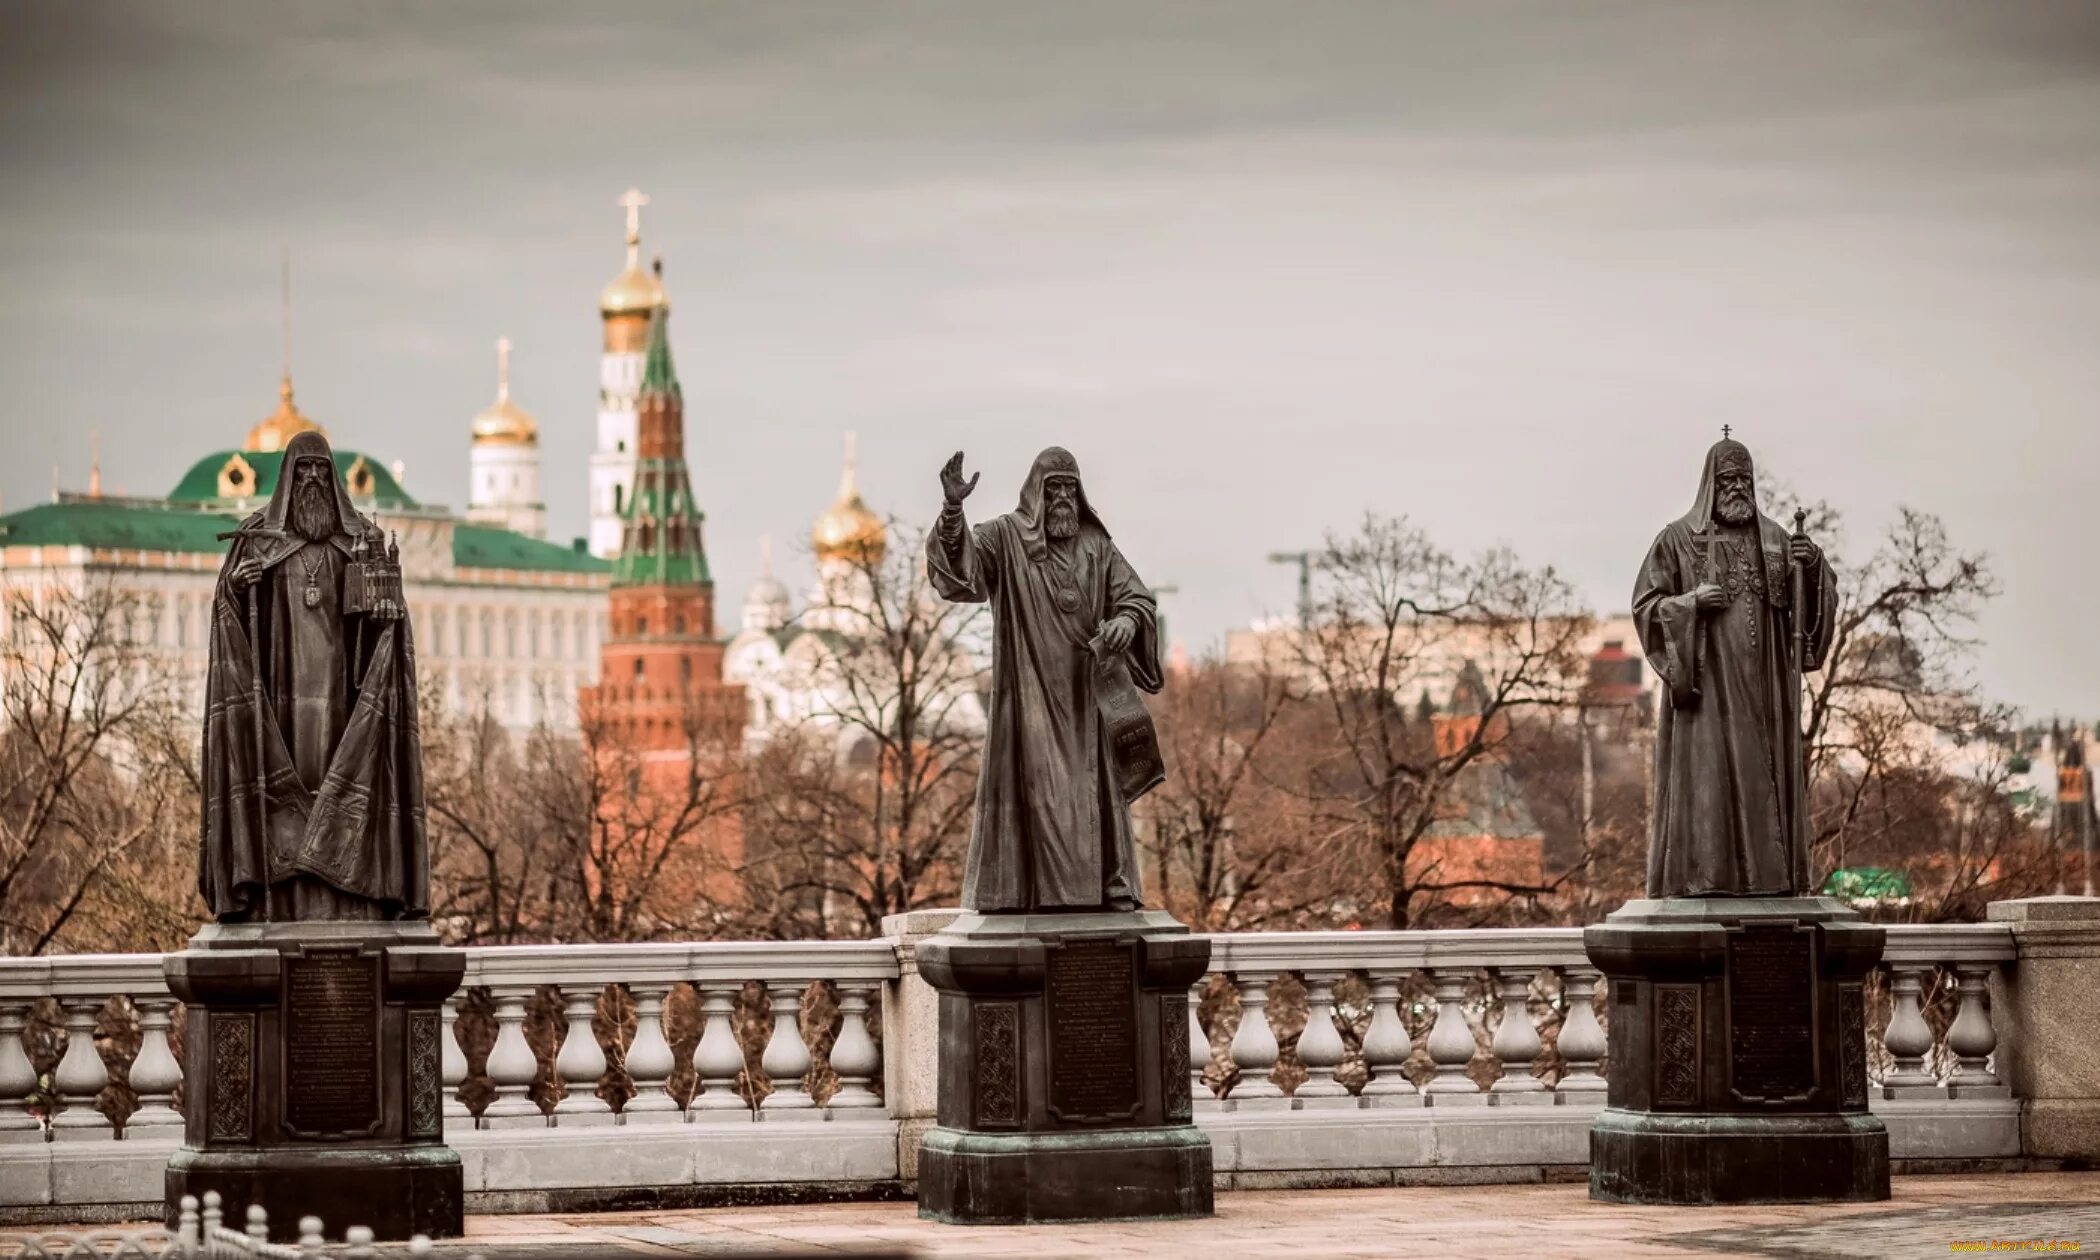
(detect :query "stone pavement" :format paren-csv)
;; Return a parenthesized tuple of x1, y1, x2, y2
(434, 1171, 2100, 1258)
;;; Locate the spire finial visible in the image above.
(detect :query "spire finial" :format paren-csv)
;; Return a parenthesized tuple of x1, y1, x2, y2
(836, 430, 861, 501)
(618, 187, 650, 268)
(88, 431, 101, 499)
(760, 534, 774, 578)
(280, 247, 293, 391)
(495, 336, 512, 402)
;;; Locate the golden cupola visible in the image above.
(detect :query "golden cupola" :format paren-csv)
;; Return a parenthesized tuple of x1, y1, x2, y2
(811, 432, 886, 564)
(600, 187, 668, 353)
(471, 336, 539, 447)
(246, 375, 325, 453)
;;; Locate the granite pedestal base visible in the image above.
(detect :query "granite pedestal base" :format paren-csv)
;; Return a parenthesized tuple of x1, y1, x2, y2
(162, 922, 465, 1241)
(1583, 897, 1890, 1205)
(914, 910, 1213, 1224)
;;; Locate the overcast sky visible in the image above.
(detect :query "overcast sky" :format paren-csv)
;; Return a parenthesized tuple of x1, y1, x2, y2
(3, 2, 2097, 715)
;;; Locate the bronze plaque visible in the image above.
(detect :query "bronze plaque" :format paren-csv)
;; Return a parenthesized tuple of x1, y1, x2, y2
(284, 950, 381, 1136)
(1727, 925, 1817, 1103)
(1045, 938, 1141, 1124)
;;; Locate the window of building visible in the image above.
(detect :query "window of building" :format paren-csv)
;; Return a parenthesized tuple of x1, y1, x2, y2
(679, 658, 692, 684)
(480, 612, 494, 658)
(505, 613, 518, 659)
(632, 658, 644, 680)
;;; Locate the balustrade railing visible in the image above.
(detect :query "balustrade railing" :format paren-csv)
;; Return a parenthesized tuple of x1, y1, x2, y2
(0, 918, 2034, 1211)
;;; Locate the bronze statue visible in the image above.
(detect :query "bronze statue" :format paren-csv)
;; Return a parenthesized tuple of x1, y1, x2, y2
(1632, 436, 1835, 897)
(198, 430, 425, 922)
(927, 447, 1164, 912)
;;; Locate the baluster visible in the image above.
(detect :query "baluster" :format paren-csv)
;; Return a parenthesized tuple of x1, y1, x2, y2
(622, 984, 680, 1122)
(1882, 967, 1936, 1091)
(482, 988, 541, 1128)
(1488, 968, 1547, 1101)
(690, 985, 747, 1120)
(758, 982, 818, 1118)
(1555, 967, 1608, 1098)
(1225, 972, 1285, 1108)
(176, 1195, 200, 1251)
(1359, 974, 1418, 1105)
(440, 999, 471, 1125)
(50, 998, 111, 1138)
(1946, 964, 2002, 1094)
(127, 996, 185, 1136)
(246, 1205, 270, 1248)
(0, 1003, 41, 1141)
(201, 1190, 224, 1247)
(552, 985, 612, 1125)
(828, 983, 882, 1111)
(1422, 968, 1483, 1101)
(1187, 984, 1217, 1111)
(346, 1226, 376, 1260)
(1293, 971, 1353, 1108)
(298, 1216, 325, 1257)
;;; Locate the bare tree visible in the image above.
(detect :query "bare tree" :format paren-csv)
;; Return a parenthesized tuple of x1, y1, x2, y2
(1137, 653, 1334, 930)
(0, 582, 199, 953)
(738, 522, 988, 938)
(423, 676, 744, 944)
(1281, 515, 1591, 928)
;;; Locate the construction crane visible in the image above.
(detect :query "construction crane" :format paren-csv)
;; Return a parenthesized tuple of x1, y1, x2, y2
(1266, 551, 1315, 629)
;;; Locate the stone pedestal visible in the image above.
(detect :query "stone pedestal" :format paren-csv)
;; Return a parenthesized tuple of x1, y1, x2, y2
(1583, 897, 1889, 1204)
(163, 922, 465, 1241)
(1988, 895, 2100, 1160)
(914, 910, 1213, 1224)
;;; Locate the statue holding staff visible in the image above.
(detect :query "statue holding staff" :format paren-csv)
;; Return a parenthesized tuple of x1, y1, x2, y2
(1632, 435, 1835, 898)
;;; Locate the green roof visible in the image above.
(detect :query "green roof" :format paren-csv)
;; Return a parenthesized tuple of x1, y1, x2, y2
(168, 448, 419, 510)
(640, 307, 681, 399)
(0, 501, 608, 578)
(0, 501, 240, 553)
(453, 524, 611, 575)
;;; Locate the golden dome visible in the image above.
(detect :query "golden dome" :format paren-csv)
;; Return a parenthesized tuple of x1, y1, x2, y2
(812, 434, 886, 563)
(601, 187, 669, 316)
(246, 376, 325, 453)
(600, 262, 668, 317)
(471, 337, 539, 446)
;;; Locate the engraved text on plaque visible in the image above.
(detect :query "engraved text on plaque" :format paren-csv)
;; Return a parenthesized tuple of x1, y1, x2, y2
(1727, 926, 1816, 1103)
(284, 950, 381, 1136)
(1045, 939, 1140, 1123)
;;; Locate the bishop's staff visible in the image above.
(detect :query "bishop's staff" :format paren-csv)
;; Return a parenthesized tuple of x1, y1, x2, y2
(1789, 507, 1809, 692)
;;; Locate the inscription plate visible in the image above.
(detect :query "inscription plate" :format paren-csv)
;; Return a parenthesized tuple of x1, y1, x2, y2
(284, 950, 381, 1135)
(1045, 938, 1140, 1123)
(1727, 926, 1817, 1103)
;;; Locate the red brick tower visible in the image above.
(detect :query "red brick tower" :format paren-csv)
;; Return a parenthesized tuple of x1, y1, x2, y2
(581, 298, 744, 751)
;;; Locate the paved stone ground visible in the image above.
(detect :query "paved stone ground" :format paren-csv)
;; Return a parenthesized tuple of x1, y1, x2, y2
(431, 1172, 2100, 1258)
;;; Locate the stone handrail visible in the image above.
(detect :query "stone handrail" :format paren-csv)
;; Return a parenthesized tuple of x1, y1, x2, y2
(0, 916, 2053, 1216)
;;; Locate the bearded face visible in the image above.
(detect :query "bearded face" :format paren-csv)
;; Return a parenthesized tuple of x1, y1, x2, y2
(1713, 460, 1756, 527)
(1044, 475, 1080, 539)
(289, 458, 340, 541)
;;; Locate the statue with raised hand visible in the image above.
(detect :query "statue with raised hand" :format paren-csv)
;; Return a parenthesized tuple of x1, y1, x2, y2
(928, 447, 1164, 912)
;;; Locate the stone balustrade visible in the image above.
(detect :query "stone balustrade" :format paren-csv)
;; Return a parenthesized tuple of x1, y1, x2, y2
(0, 915, 2071, 1219)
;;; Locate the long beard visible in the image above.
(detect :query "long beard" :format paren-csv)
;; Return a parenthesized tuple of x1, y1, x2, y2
(1046, 502, 1079, 539)
(291, 484, 339, 541)
(1714, 493, 1756, 526)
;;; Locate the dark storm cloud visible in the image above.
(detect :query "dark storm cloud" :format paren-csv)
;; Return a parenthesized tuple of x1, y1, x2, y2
(3, 2, 2097, 712)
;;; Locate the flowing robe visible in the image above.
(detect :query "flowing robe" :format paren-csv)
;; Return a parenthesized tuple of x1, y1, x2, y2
(927, 457, 1161, 911)
(1634, 513, 1834, 898)
(198, 432, 427, 921)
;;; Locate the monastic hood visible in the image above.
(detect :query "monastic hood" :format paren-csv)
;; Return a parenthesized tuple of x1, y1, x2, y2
(257, 429, 362, 538)
(1013, 446, 1108, 561)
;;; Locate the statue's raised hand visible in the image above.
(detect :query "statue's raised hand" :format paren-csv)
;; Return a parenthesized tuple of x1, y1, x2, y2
(940, 451, 980, 507)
